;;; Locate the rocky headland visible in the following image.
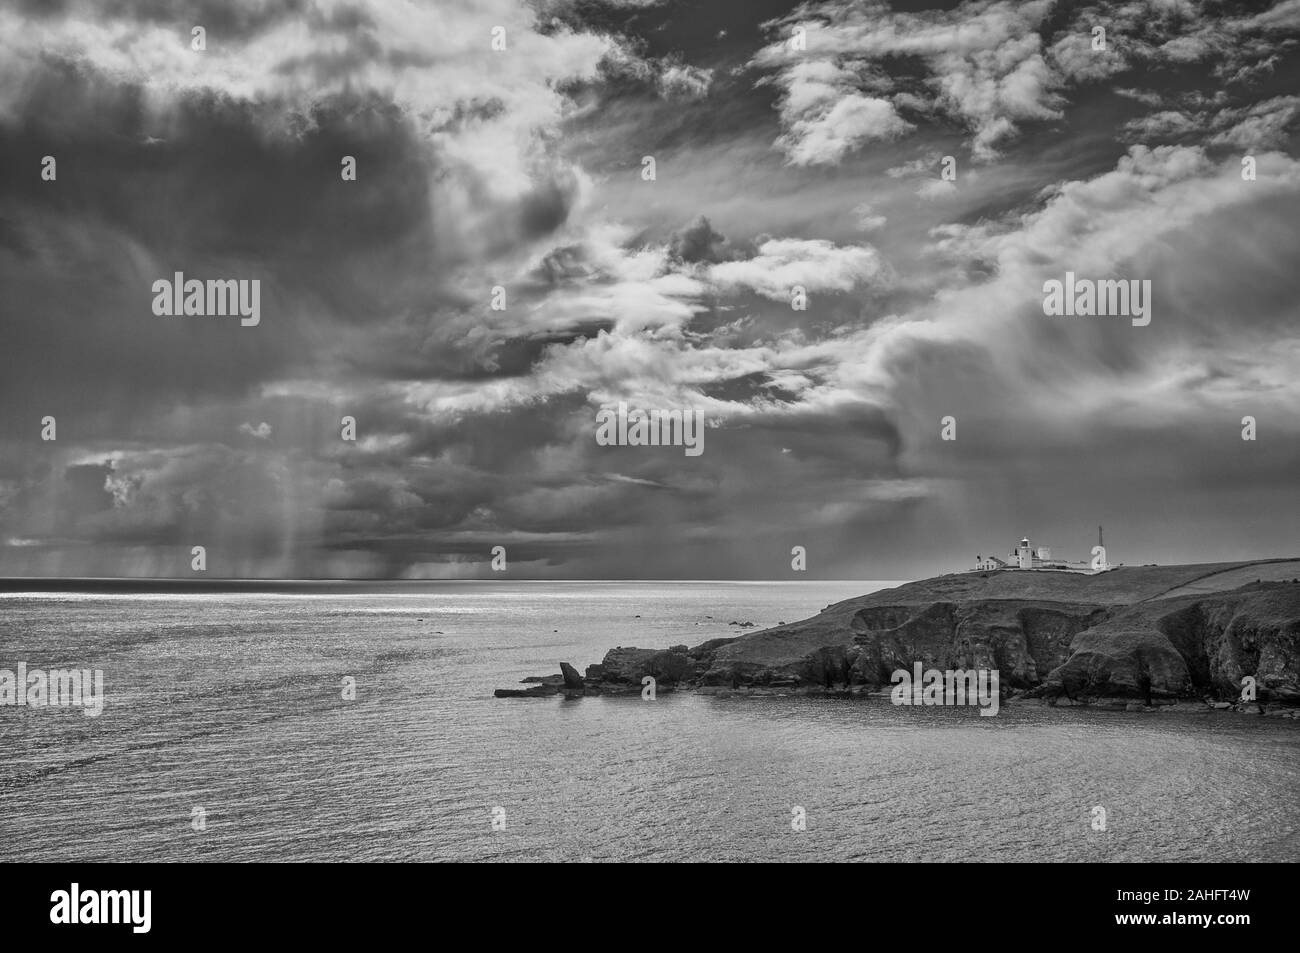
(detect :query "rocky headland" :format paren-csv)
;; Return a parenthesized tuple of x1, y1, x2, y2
(495, 560, 1300, 717)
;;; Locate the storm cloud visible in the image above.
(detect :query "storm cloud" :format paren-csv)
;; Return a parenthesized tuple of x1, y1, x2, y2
(1, 0, 1297, 579)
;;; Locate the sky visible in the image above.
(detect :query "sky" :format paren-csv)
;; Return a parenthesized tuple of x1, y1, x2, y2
(0, 0, 1297, 580)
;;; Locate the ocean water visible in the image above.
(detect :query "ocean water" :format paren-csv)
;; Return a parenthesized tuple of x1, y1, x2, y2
(1, 580, 1297, 863)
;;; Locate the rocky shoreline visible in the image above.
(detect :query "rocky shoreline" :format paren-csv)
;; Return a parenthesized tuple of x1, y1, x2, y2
(495, 560, 1300, 718)
(496, 661, 1299, 718)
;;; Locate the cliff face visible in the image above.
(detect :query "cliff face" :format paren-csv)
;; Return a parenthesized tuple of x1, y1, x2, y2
(574, 561, 1300, 707)
(1045, 585, 1300, 702)
(689, 599, 1105, 689)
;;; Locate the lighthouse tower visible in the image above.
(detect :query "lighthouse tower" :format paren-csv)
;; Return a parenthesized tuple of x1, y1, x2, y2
(1016, 537, 1033, 569)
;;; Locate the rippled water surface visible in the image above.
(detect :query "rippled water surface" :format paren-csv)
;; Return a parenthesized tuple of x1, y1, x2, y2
(2, 581, 1297, 862)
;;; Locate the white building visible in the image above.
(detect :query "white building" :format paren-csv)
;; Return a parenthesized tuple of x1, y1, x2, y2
(974, 535, 1097, 573)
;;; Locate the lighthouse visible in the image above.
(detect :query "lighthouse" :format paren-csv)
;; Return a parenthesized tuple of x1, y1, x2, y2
(971, 532, 1102, 573)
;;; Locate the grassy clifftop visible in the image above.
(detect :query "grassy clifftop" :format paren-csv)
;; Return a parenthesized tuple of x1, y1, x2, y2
(837, 559, 1300, 609)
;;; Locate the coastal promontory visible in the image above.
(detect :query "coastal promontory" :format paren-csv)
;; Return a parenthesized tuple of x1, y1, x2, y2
(496, 560, 1300, 713)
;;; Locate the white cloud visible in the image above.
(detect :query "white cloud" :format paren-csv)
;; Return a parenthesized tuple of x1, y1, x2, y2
(753, 0, 1062, 163)
(916, 179, 958, 200)
(0, 0, 617, 201)
(752, 0, 1296, 165)
(854, 202, 888, 230)
(707, 238, 887, 299)
(238, 421, 273, 440)
(1245, 0, 1300, 32)
(658, 63, 714, 100)
(1209, 96, 1300, 150)
(1120, 109, 1202, 142)
(777, 92, 913, 166)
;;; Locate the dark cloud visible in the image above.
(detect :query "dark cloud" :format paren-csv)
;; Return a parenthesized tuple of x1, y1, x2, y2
(668, 215, 730, 263)
(61, 462, 115, 527)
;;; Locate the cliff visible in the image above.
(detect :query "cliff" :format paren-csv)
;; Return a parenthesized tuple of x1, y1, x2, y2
(495, 560, 1300, 713)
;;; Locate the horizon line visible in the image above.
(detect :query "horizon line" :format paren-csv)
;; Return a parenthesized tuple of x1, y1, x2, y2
(0, 576, 911, 585)
(2, 554, 1299, 589)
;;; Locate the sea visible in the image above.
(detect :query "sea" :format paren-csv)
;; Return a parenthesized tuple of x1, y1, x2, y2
(1, 580, 1297, 862)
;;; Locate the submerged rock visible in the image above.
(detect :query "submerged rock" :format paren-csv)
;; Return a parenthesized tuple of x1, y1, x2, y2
(494, 684, 559, 698)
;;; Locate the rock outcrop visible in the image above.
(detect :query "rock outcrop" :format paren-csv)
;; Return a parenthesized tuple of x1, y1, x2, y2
(594, 645, 692, 684)
(559, 662, 585, 689)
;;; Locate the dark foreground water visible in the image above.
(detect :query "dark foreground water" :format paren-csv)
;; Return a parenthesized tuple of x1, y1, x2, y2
(1, 581, 1297, 862)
